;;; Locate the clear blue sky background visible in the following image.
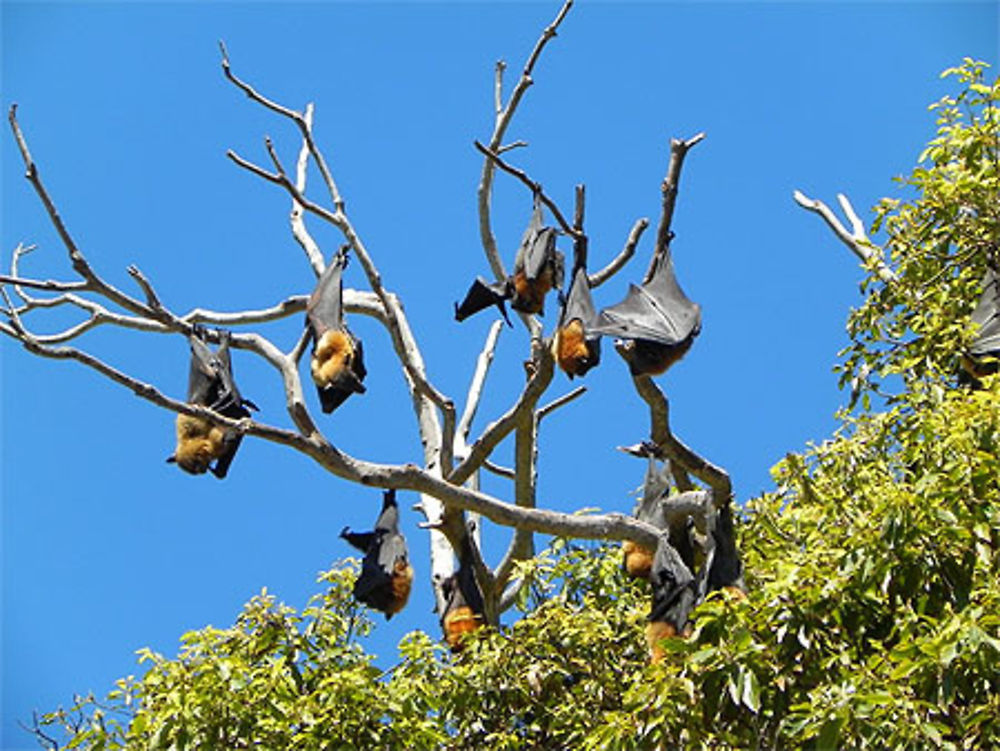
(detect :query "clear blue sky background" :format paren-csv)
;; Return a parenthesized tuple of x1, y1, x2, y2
(2, 1, 996, 747)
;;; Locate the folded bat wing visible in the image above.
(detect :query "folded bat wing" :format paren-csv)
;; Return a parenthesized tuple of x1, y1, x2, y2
(559, 266, 599, 329)
(592, 253, 701, 345)
(970, 267, 1000, 356)
(307, 249, 348, 337)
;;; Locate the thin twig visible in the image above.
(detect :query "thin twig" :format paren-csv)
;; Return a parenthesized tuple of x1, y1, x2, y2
(474, 141, 580, 239)
(457, 319, 505, 444)
(646, 132, 706, 283)
(793, 190, 897, 284)
(291, 103, 325, 277)
(536, 385, 586, 422)
(589, 218, 648, 288)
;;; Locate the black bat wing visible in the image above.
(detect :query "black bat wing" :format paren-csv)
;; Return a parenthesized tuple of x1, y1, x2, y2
(559, 266, 599, 330)
(648, 535, 697, 629)
(454, 277, 512, 325)
(353, 542, 394, 610)
(307, 249, 348, 338)
(210, 432, 244, 479)
(591, 253, 701, 345)
(970, 267, 1000, 355)
(341, 527, 376, 554)
(187, 334, 223, 406)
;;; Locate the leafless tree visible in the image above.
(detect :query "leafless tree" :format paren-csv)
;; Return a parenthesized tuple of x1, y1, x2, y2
(1, 0, 740, 634)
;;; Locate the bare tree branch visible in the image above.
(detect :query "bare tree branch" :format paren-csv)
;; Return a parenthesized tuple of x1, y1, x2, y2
(484, 460, 516, 480)
(625, 367, 732, 502)
(536, 386, 586, 421)
(456, 319, 505, 447)
(646, 132, 705, 282)
(474, 141, 581, 239)
(291, 103, 326, 277)
(220, 42, 345, 213)
(793, 190, 897, 284)
(8, 105, 157, 321)
(476, 0, 574, 285)
(589, 218, 649, 288)
(448, 344, 555, 486)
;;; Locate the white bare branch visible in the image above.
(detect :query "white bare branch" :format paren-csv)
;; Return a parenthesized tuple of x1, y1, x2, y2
(793, 190, 897, 284)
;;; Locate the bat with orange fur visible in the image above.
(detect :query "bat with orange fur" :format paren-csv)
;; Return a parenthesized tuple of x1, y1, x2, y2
(307, 248, 367, 414)
(168, 329, 257, 479)
(455, 194, 564, 325)
(341, 489, 413, 620)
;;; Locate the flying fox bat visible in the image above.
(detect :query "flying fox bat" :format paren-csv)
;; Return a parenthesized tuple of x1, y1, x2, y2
(455, 195, 564, 324)
(622, 446, 697, 580)
(341, 489, 413, 619)
(591, 246, 701, 377)
(960, 266, 1000, 387)
(553, 264, 601, 378)
(439, 537, 486, 651)
(307, 248, 367, 413)
(168, 329, 258, 479)
(646, 535, 697, 664)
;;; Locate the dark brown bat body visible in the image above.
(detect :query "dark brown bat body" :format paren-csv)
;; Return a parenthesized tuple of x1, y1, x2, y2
(439, 538, 486, 651)
(960, 266, 1000, 387)
(592, 248, 700, 377)
(455, 195, 564, 325)
(341, 490, 412, 619)
(168, 330, 257, 479)
(307, 249, 367, 413)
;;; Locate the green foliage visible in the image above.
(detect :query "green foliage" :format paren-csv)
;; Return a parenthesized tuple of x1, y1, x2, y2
(843, 60, 1000, 400)
(33, 61, 1000, 750)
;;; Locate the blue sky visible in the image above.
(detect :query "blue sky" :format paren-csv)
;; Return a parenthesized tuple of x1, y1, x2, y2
(2, 1, 996, 747)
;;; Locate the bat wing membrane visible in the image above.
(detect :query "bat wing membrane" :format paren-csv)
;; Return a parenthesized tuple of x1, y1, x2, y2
(307, 250, 348, 338)
(970, 268, 1000, 355)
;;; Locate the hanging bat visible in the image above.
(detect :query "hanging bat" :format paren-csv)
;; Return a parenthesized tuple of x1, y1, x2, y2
(168, 329, 258, 479)
(307, 248, 367, 413)
(622, 445, 697, 580)
(960, 265, 1000, 387)
(591, 245, 701, 376)
(439, 536, 486, 651)
(455, 194, 564, 324)
(341, 489, 413, 619)
(553, 263, 601, 378)
(646, 535, 697, 664)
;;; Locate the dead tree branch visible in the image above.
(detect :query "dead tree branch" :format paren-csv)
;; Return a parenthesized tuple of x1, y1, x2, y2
(793, 190, 897, 284)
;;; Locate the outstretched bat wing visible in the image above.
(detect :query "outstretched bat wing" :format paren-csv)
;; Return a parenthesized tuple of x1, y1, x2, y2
(592, 253, 701, 345)
(970, 268, 1000, 356)
(454, 277, 512, 325)
(307, 249, 348, 338)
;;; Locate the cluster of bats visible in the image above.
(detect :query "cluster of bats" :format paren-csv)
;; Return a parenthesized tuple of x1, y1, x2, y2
(163, 195, 1000, 654)
(454, 195, 702, 380)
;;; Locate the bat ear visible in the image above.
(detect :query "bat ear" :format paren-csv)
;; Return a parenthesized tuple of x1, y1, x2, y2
(166, 455, 177, 464)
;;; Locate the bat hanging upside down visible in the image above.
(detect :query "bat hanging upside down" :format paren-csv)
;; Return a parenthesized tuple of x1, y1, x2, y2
(341, 489, 413, 619)
(167, 329, 258, 479)
(592, 241, 701, 377)
(439, 536, 486, 651)
(307, 247, 367, 414)
(553, 262, 602, 379)
(455, 193, 564, 325)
